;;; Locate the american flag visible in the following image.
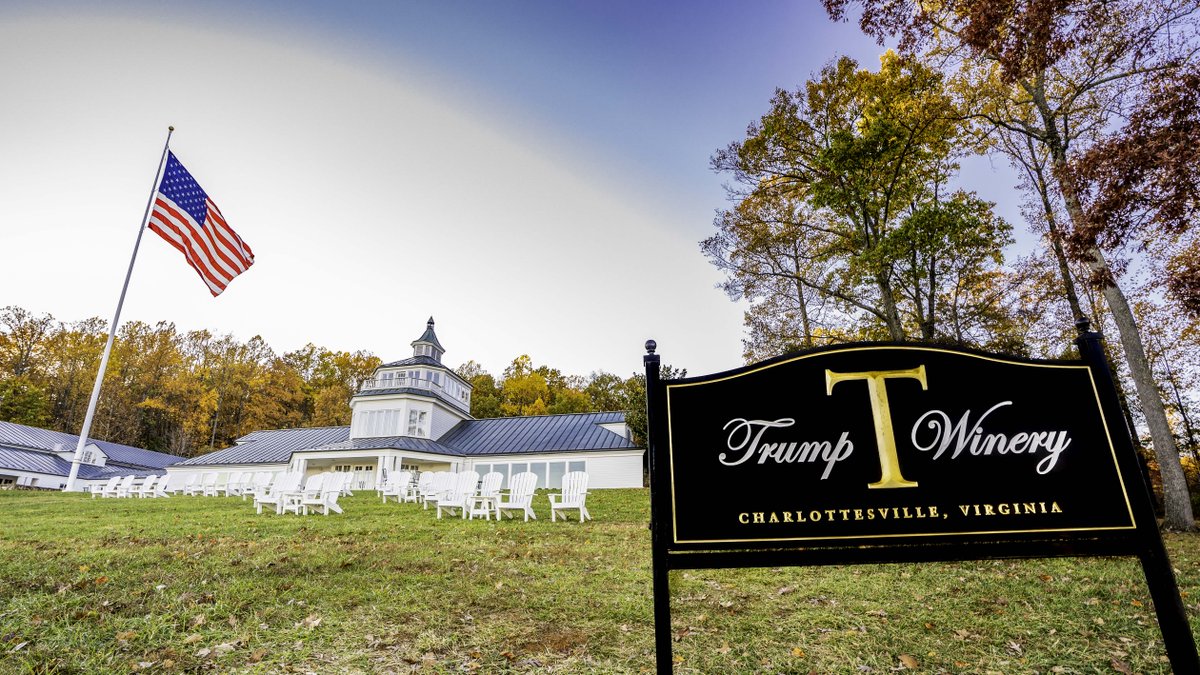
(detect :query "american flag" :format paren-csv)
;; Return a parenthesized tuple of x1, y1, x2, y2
(148, 152, 254, 296)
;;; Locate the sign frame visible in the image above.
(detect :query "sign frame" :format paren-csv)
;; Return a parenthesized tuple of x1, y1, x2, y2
(643, 327, 1198, 673)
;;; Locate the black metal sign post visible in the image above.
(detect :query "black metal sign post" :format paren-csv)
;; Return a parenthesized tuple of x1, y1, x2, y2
(643, 328, 1198, 674)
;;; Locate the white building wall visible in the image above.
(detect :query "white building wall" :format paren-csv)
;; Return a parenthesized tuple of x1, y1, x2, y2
(469, 450, 643, 489)
(430, 405, 462, 439)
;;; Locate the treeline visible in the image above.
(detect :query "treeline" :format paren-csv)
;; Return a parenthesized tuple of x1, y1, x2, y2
(0, 306, 677, 456)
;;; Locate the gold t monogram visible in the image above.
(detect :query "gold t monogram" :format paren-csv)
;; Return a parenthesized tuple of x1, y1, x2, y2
(825, 366, 927, 489)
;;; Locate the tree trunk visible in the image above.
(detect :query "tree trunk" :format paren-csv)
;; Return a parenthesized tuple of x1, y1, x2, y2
(1092, 260, 1193, 528)
(1038, 101, 1196, 529)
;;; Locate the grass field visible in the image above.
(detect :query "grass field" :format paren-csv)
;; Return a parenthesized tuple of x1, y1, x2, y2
(1, 489, 1199, 673)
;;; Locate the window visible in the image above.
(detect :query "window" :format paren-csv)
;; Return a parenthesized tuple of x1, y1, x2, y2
(407, 410, 428, 437)
(361, 409, 401, 437)
(334, 464, 352, 472)
(379, 371, 394, 387)
(476, 463, 491, 476)
(531, 462, 548, 489)
(511, 462, 528, 476)
(494, 463, 510, 486)
(548, 462, 566, 490)
(569, 461, 586, 473)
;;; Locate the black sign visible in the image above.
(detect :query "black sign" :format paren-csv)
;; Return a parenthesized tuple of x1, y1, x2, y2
(643, 334, 1198, 674)
(664, 346, 1134, 547)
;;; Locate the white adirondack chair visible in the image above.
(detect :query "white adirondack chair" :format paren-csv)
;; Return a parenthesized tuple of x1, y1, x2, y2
(401, 472, 423, 503)
(254, 472, 303, 514)
(420, 471, 453, 510)
(181, 474, 202, 496)
(549, 471, 591, 522)
(281, 473, 326, 515)
(435, 471, 479, 519)
(136, 474, 160, 498)
(196, 472, 218, 496)
(495, 471, 538, 521)
(152, 475, 172, 498)
(90, 477, 119, 498)
(244, 472, 273, 501)
(301, 474, 344, 515)
(204, 472, 227, 497)
(110, 475, 137, 498)
(222, 471, 244, 497)
(380, 471, 412, 504)
(157, 473, 183, 495)
(412, 472, 433, 504)
(468, 471, 504, 520)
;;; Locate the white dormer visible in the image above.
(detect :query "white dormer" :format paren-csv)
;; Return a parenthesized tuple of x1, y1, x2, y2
(55, 442, 107, 467)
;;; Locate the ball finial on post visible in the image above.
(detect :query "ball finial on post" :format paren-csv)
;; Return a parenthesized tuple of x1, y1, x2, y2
(645, 339, 657, 355)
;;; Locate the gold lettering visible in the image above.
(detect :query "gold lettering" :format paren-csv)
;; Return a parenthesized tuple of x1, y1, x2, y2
(783, 511, 793, 523)
(984, 504, 995, 515)
(826, 366, 926, 489)
(958, 505, 970, 516)
(769, 512, 779, 523)
(902, 507, 913, 519)
(810, 510, 822, 522)
(854, 509, 864, 520)
(999, 503, 1010, 515)
(839, 509, 850, 520)
(753, 512, 765, 524)
(929, 505, 939, 518)
(1051, 502, 1062, 513)
(825, 509, 836, 521)
(738, 513, 749, 524)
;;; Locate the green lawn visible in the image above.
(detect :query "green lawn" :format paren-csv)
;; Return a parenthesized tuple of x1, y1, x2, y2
(1, 489, 1198, 673)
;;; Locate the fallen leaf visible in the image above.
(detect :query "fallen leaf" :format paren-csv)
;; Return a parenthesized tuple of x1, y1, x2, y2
(500, 650, 517, 662)
(248, 648, 267, 662)
(777, 586, 795, 596)
(1131, 599, 1143, 607)
(791, 647, 805, 657)
(116, 630, 137, 641)
(10, 642, 28, 653)
(191, 615, 206, 628)
(184, 634, 203, 644)
(213, 642, 235, 655)
(297, 614, 321, 629)
(195, 648, 211, 659)
(715, 643, 731, 655)
(79, 565, 90, 573)
(1111, 658, 1134, 674)
(94, 576, 109, 585)
(898, 654, 919, 669)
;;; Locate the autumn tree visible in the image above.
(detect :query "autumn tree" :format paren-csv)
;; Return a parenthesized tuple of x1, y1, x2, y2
(824, 0, 1200, 529)
(709, 52, 1017, 355)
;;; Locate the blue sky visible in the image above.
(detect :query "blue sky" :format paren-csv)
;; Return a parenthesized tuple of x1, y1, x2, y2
(0, 2, 1022, 378)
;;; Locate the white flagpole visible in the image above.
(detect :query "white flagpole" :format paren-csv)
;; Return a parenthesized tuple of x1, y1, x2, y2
(64, 126, 175, 492)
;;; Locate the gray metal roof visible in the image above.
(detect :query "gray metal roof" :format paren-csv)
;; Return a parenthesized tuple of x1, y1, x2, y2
(378, 355, 444, 369)
(173, 426, 350, 466)
(0, 420, 184, 470)
(439, 411, 636, 456)
(411, 317, 445, 352)
(297, 436, 461, 455)
(0, 445, 156, 479)
(177, 412, 637, 467)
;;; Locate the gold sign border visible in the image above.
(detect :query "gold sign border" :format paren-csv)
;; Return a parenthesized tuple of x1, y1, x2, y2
(664, 346, 1137, 546)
